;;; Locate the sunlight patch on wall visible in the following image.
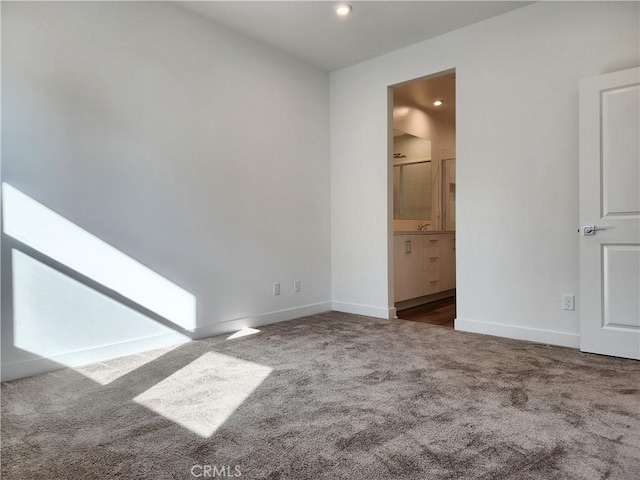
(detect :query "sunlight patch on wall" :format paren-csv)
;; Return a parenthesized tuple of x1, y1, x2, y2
(2, 184, 196, 330)
(133, 351, 272, 438)
(12, 250, 189, 365)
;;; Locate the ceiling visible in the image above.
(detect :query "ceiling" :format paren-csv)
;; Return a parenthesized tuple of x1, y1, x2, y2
(394, 71, 456, 116)
(179, 1, 533, 72)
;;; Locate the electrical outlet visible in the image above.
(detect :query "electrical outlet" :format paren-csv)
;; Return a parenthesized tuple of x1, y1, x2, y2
(294, 280, 301, 293)
(273, 282, 280, 296)
(563, 294, 575, 311)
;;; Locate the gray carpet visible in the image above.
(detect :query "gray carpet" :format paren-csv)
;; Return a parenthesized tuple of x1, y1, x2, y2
(2, 311, 639, 479)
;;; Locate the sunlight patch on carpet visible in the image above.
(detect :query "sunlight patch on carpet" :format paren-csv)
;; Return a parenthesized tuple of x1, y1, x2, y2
(227, 327, 260, 340)
(133, 351, 272, 437)
(72, 345, 185, 385)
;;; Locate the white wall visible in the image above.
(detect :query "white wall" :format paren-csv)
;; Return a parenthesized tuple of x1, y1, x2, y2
(331, 1, 639, 345)
(1, 2, 331, 380)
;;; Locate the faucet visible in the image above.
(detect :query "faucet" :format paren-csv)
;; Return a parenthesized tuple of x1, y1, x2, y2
(416, 223, 429, 231)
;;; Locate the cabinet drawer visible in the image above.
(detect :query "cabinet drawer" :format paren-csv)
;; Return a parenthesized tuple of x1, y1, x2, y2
(424, 269, 441, 295)
(424, 237, 440, 247)
(424, 247, 441, 271)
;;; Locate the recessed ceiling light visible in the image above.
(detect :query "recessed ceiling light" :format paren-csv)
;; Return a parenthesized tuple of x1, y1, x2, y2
(433, 100, 443, 106)
(336, 4, 352, 16)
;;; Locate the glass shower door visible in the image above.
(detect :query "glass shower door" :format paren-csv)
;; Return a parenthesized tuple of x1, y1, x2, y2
(442, 158, 456, 231)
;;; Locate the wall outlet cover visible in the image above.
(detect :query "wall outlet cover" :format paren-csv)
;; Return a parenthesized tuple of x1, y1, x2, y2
(563, 294, 575, 311)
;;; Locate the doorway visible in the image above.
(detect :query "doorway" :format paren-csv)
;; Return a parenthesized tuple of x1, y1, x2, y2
(390, 69, 457, 328)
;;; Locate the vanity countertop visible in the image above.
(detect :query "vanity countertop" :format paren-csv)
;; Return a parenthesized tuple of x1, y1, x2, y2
(394, 230, 455, 235)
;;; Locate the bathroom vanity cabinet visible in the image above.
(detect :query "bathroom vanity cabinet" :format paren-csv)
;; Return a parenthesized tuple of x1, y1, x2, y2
(393, 232, 456, 303)
(394, 234, 424, 301)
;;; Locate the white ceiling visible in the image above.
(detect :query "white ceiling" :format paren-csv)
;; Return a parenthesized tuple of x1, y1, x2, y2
(179, 1, 533, 72)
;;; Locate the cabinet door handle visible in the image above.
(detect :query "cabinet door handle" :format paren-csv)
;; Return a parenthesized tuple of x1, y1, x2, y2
(430, 280, 439, 285)
(429, 256, 439, 260)
(405, 240, 411, 254)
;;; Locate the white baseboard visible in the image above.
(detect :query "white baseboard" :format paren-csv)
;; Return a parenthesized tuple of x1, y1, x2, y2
(332, 302, 395, 320)
(1, 302, 332, 382)
(191, 302, 333, 338)
(1, 331, 191, 382)
(455, 318, 580, 348)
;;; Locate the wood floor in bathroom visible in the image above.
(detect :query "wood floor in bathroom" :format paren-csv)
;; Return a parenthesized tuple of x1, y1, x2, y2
(397, 296, 456, 329)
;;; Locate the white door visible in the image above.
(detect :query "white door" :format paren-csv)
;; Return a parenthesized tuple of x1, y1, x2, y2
(579, 67, 640, 360)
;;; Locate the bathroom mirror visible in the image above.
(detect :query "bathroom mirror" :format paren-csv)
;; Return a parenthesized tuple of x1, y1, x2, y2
(393, 132, 432, 220)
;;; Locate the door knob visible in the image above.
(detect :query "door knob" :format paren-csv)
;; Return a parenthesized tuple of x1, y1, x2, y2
(583, 225, 607, 236)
